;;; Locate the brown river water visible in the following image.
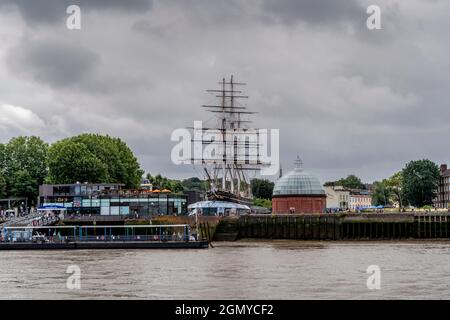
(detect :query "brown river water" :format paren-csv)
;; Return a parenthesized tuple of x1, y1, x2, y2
(1, 240, 450, 299)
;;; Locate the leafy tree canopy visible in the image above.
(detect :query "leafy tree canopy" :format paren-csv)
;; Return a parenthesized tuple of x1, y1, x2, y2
(253, 197, 272, 208)
(0, 136, 48, 204)
(324, 174, 365, 189)
(48, 134, 143, 188)
(0, 172, 6, 199)
(385, 171, 406, 208)
(251, 178, 274, 199)
(371, 180, 391, 206)
(145, 173, 184, 193)
(47, 140, 109, 184)
(402, 159, 440, 207)
(10, 170, 38, 199)
(181, 177, 209, 192)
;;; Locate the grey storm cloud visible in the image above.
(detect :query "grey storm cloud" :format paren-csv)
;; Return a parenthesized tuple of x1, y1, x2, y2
(7, 39, 100, 88)
(1, 0, 450, 183)
(0, 0, 152, 25)
(261, 0, 365, 26)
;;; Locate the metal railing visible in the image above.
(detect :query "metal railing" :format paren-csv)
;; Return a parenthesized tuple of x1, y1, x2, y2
(65, 234, 189, 242)
(1, 224, 196, 243)
(1, 212, 45, 227)
(1, 235, 192, 243)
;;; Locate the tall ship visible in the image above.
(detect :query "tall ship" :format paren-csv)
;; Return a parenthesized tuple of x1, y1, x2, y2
(189, 76, 271, 208)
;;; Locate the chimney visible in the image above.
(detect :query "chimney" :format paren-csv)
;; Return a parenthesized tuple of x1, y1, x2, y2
(441, 164, 447, 173)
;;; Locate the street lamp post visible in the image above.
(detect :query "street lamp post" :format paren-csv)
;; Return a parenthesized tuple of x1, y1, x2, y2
(398, 186, 403, 210)
(194, 208, 199, 241)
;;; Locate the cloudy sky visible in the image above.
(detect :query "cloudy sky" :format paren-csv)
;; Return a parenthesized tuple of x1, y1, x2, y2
(0, 0, 449, 184)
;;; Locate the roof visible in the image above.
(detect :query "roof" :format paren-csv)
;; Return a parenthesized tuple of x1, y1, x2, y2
(441, 169, 450, 177)
(273, 158, 325, 196)
(350, 194, 372, 198)
(38, 205, 67, 211)
(40, 183, 125, 187)
(188, 201, 250, 210)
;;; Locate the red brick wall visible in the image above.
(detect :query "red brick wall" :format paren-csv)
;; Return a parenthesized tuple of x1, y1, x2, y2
(272, 196, 326, 214)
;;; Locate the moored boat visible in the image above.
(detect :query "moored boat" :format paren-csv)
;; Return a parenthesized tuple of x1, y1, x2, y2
(0, 224, 209, 250)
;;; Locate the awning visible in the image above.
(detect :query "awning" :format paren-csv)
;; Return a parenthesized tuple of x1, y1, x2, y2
(188, 201, 250, 210)
(37, 205, 67, 211)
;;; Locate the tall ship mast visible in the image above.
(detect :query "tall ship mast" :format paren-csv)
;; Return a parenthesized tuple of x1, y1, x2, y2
(190, 75, 269, 205)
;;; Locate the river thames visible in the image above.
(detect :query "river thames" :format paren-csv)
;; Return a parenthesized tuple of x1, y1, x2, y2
(1, 240, 450, 299)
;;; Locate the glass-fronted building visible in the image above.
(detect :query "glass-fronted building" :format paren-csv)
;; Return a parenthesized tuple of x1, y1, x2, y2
(38, 183, 187, 216)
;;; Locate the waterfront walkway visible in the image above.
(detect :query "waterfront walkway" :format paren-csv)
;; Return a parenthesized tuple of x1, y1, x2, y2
(0, 212, 59, 232)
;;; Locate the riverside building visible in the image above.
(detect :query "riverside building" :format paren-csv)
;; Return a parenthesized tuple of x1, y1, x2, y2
(38, 183, 187, 216)
(272, 157, 326, 214)
(434, 164, 450, 209)
(325, 185, 350, 211)
(348, 190, 372, 211)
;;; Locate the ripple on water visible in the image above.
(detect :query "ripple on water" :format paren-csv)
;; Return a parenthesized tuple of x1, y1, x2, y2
(1, 241, 450, 299)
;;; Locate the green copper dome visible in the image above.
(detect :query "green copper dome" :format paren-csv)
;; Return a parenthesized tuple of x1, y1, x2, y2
(273, 157, 325, 196)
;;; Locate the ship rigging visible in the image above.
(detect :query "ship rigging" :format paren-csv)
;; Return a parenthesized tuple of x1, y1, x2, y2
(189, 75, 271, 205)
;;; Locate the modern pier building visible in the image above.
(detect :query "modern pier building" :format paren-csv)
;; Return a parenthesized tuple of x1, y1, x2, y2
(38, 183, 187, 216)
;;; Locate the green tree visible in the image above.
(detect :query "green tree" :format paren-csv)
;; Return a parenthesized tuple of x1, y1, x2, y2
(325, 174, 364, 189)
(4, 136, 48, 182)
(338, 175, 364, 189)
(253, 197, 272, 208)
(70, 134, 143, 188)
(385, 171, 405, 208)
(145, 173, 184, 193)
(402, 159, 440, 207)
(167, 179, 183, 193)
(0, 144, 5, 198)
(10, 170, 38, 199)
(2, 136, 48, 204)
(181, 177, 209, 191)
(111, 136, 143, 188)
(0, 143, 5, 171)
(146, 173, 164, 189)
(47, 140, 109, 184)
(0, 172, 6, 199)
(372, 180, 391, 206)
(251, 178, 274, 199)
(48, 134, 143, 188)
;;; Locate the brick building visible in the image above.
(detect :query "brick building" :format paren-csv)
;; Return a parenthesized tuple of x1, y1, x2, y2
(272, 157, 326, 214)
(434, 164, 450, 209)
